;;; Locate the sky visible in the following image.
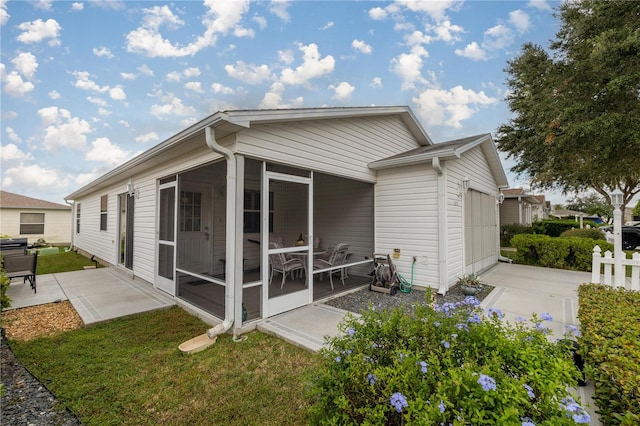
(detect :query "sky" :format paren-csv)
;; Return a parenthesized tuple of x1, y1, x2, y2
(1, 0, 568, 206)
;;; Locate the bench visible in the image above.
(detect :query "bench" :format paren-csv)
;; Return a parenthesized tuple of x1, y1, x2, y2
(2, 252, 38, 293)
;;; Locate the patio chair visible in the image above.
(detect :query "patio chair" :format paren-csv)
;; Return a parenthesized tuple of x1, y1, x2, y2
(2, 252, 38, 293)
(268, 242, 305, 289)
(313, 243, 350, 290)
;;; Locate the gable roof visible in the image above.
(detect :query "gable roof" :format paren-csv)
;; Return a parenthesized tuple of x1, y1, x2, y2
(66, 106, 431, 200)
(368, 133, 509, 188)
(0, 190, 70, 210)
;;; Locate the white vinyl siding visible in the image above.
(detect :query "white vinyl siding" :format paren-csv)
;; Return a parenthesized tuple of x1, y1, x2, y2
(0, 209, 71, 244)
(235, 115, 420, 183)
(375, 164, 440, 290)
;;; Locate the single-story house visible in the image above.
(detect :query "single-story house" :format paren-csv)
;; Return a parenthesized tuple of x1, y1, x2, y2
(0, 190, 72, 245)
(499, 188, 543, 226)
(65, 106, 508, 334)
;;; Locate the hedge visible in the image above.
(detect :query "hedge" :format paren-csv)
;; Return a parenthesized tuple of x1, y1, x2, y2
(510, 234, 612, 271)
(577, 284, 640, 425)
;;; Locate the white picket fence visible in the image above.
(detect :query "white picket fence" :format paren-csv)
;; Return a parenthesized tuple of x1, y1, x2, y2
(591, 245, 640, 290)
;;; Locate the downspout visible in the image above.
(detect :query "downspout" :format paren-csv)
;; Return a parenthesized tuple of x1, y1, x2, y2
(432, 157, 448, 295)
(205, 126, 236, 338)
(65, 200, 75, 250)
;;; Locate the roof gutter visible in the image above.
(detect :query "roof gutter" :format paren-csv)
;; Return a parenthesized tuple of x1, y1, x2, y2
(432, 157, 449, 295)
(205, 126, 236, 338)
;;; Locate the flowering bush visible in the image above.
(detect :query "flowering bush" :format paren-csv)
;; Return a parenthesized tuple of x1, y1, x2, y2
(306, 292, 589, 425)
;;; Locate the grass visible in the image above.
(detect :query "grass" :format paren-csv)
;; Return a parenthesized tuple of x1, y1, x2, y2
(36, 249, 101, 275)
(8, 306, 319, 425)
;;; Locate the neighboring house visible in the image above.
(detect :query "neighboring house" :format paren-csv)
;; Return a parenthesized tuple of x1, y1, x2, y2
(65, 106, 508, 333)
(499, 188, 543, 226)
(532, 195, 550, 221)
(0, 190, 72, 244)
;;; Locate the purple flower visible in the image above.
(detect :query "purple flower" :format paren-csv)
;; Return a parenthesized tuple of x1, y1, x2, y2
(418, 361, 428, 373)
(347, 327, 356, 337)
(467, 313, 482, 324)
(334, 356, 341, 362)
(456, 322, 469, 331)
(564, 324, 581, 337)
(366, 373, 377, 385)
(390, 392, 408, 413)
(441, 340, 450, 349)
(487, 307, 504, 319)
(523, 384, 535, 399)
(535, 322, 550, 334)
(521, 417, 536, 426)
(515, 316, 526, 322)
(438, 400, 446, 413)
(540, 312, 553, 321)
(463, 296, 481, 307)
(572, 412, 591, 424)
(477, 373, 496, 391)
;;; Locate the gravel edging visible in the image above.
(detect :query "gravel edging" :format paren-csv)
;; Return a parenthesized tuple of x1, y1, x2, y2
(1, 331, 81, 426)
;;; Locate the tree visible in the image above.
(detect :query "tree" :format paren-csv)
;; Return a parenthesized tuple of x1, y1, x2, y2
(497, 0, 640, 218)
(565, 193, 612, 218)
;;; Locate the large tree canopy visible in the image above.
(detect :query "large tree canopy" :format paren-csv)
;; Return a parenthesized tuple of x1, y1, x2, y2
(497, 0, 640, 215)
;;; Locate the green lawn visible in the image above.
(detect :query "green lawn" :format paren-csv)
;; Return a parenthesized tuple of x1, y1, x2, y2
(36, 250, 101, 275)
(9, 306, 319, 425)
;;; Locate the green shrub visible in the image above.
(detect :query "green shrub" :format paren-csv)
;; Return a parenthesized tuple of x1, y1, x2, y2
(306, 294, 589, 425)
(578, 284, 640, 425)
(511, 234, 612, 271)
(560, 228, 605, 240)
(0, 266, 10, 309)
(534, 220, 583, 237)
(500, 224, 535, 247)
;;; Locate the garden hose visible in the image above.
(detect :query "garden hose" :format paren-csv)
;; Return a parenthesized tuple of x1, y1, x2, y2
(397, 259, 415, 293)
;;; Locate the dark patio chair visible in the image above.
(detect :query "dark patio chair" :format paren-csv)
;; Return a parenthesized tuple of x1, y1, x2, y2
(2, 252, 38, 293)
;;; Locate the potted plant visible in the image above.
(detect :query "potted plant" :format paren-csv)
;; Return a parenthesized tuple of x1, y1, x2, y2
(457, 274, 482, 295)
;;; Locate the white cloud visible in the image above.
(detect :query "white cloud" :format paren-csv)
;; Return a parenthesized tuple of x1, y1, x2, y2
(2, 164, 69, 190)
(370, 77, 383, 88)
(37, 106, 93, 150)
(401, 0, 460, 22)
(211, 82, 234, 95)
(528, 0, 552, 12)
(120, 72, 136, 80)
(278, 49, 294, 65)
(509, 10, 530, 35)
(405, 31, 432, 46)
(352, 39, 373, 54)
(109, 85, 126, 101)
(225, 60, 272, 84)
(93, 46, 114, 58)
(4, 127, 22, 143)
(126, 1, 252, 58)
(269, 0, 291, 21)
(253, 15, 267, 30)
(71, 2, 84, 11)
(455, 41, 487, 61)
(1, 0, 10, 26)
(138, 64, 154, 76)
(0, 143, 32, 161)
(329, 82, 355, 100)
(87, 96, 108, 107)
(17, 18, 61, 45)
(150, 92, 196, 119)
(1, 66, 35, 97)
(427, 20, 464, 43)
(368, 7, 387, 20)
(483, 24, 514, 50)
(183, 67, 201, 78)
(135, 131, 159, 143)
(184, 81, 204, 93)
(166, 71, 182, 82)
(48, 90, 60, 99)
(85, 137, 132, 167)
(280, 43, 335, 86)
(412, 85, 497, 128)
(11, 52, 38, 79)
(390, 44, 429, 90)
(34, 1, 52, 11)
(259, 82, 303, 109)
(320, 21, 334, 30)
(118, 120, 130, 128)
(72, 71, 109, 93)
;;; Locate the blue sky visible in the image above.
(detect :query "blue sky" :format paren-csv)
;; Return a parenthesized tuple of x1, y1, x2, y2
(1, 0, 564, 205)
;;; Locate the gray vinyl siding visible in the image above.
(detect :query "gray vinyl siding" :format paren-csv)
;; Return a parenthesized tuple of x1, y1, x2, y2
(235, 115, 420, 182)
(375, 164, 440, 290)
(500, 200, 520, 225)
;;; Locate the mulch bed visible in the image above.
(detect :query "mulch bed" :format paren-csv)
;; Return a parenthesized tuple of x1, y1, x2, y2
(2, 301, 84, 341)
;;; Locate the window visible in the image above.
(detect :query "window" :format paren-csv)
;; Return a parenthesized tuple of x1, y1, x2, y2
(76, 203, 81, 233)
(100, 195, 108, 231)
(243, 190, 273, 233)
(180, 191, 201, 232)
(20, 213, 45, 234)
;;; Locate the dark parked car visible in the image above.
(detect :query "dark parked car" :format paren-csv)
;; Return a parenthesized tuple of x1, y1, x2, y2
(600, 223, 640, 250)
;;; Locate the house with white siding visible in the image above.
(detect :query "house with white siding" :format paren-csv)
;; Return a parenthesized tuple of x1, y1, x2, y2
(0, 190, 72, 245)
(65, 106, 508, 334)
